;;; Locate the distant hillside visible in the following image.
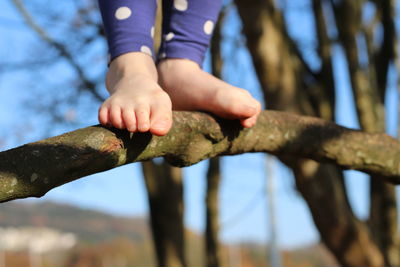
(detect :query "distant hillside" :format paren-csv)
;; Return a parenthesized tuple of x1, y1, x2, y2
(0, 201, 339, 266)
(0, 201, 151, 243)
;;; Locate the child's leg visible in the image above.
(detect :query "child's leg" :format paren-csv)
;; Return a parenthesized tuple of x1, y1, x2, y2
(157, 0, 261, 127)
(97, 0, 172, 136)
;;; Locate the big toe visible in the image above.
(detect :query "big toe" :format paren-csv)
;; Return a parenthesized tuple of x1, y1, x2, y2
(222, 97, 261, 120)
(233, 103, 258, 118)
(213, 87, 260, 119)
(150, 117, 172, 136)
(150, 103, 173, 136)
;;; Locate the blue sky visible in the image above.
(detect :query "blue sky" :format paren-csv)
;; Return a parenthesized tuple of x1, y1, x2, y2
(0, 0, 399, 250)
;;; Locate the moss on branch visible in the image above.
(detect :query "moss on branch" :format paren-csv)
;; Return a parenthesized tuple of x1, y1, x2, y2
(0, 110, 399, 202)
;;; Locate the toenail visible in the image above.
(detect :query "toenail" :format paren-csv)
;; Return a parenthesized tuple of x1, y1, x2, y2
(245, 105, 257, 112)
(152, 121, 168, 129)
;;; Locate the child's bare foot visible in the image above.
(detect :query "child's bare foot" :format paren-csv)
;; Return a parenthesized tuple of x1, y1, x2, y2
(157, 59, 261, 128)
(98, 53, 172, 136)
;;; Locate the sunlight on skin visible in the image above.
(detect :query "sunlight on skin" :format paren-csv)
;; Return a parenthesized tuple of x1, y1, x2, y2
(98, 53, 173, 136)
(158, 58, 261, 128)
(98, 52, 261, 135)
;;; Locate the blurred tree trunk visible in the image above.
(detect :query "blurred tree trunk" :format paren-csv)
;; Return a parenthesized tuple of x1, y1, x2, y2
(235, 0, 398, 266)
(142, 161, 186, 267)
(204, 12, 224, 267)
(141, 4, 186, 267)
(205, 158, 223, 267)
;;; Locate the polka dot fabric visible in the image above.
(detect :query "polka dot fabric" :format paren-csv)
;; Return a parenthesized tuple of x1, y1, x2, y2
(97, 0, 222, 66)
(160, 0, 222, 65)
(97, 0, 157, 62)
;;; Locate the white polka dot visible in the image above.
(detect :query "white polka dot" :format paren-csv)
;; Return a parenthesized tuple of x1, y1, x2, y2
(115, 7, 132, 20)
(203, 20, 214, 35)
(151, 27, 155, 38)
(140, 45, 152, 56)
(160, 52, 167, 59)
(174, 0, 188, 11)
(165, 32, 175, 41)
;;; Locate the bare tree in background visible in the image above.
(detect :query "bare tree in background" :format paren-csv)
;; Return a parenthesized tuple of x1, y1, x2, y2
(205, 11, 225, 267)
(140, 4, 187, 266)
(235, 0, 398, 266)
(142, 161, 186, 267)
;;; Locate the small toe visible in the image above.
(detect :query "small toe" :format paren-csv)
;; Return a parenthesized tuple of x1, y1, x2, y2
(241, 114, 259, 128)
(110, 106, 125, 129)
(122, 108, 137, 132)
(98, 106, 109, 126)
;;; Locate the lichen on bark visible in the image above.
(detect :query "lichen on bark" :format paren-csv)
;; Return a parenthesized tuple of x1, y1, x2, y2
(0, 110, 399, 203)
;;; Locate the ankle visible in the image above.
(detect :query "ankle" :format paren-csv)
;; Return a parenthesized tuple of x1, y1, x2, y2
(158, 58, 200, 74)
(109, 52, 158, 81)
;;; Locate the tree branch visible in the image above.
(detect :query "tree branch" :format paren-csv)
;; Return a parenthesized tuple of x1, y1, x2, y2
(1, 110, 399, 203)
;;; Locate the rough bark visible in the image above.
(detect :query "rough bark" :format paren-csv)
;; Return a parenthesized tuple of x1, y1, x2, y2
(1, 110, 400, 203)
(142, 161, 186, 267)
